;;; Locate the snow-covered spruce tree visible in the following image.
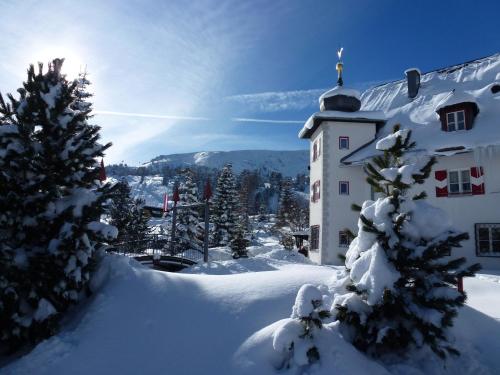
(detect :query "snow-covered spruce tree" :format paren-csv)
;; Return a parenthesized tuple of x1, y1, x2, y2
(108, 180, 149, 244)
(273, 285, 330, 369)
(212, 164, 239, 246)
(276, 179, 294, 227)
(0, 59, 116, 350)
(71, 70, 92, 113)
(333, 125, 481, 358)
(177, 170, 202, 250)
(230, 219, 249, 259)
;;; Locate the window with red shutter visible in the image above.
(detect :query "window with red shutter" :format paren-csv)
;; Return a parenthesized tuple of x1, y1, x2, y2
(471, 166, 485, 195)
(435, 170, 448, 197)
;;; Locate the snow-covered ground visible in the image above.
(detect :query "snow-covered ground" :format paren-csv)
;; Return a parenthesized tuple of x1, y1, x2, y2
(2, 234, 500, 374)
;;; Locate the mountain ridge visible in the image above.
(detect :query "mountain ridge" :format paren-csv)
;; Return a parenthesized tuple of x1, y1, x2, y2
(143, 149, 309, 177)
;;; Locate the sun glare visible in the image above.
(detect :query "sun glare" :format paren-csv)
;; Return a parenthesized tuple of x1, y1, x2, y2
(29, 46, 86, 80)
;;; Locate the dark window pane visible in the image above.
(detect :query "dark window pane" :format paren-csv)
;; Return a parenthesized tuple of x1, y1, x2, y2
(449, 183, 460, 193)
(462, 183, 471, 193)
(478, 228, 490, 241)
(492, 241, 500, 252)
(492, 228, 500, 241)
(449, 171, 459, 183)
(479, 240, 490, 253)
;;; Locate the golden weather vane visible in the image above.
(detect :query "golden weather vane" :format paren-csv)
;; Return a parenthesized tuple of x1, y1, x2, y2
(336, 47, 344, 86)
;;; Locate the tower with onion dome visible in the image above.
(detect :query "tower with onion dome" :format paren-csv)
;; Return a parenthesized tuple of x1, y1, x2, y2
(299, 48, 386, 265)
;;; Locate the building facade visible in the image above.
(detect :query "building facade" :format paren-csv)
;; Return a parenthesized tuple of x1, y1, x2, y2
(300, 54, 500, 270)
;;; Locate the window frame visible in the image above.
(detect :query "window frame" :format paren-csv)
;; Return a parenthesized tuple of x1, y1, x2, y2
(339, 231, 351, 248)
(310, 225, 320, 250)
(446, 110, 466, 132)
(339, 136, 349, 150)
(448, 169, 472, 195)
(311, 180, 321, 203)
(312, 138, 321, 162)
(475, 223, 500, 257)
(339, 181, 350, 195)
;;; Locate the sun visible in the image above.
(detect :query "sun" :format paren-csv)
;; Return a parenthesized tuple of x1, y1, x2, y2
(29, 46, 86, 80)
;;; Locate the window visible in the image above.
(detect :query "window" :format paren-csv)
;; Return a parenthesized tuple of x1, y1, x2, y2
(339, 231, 352, 248)
(448, 169, 471, 194)
(312, 138, 321, 162)
(311, 180, 321, 203)
(339, 181, 349, 195)
(339, 136, 349, 150)
(446, 110, 466, 132)
(475, 224, 500, 256)
(310, 225, 320, 250)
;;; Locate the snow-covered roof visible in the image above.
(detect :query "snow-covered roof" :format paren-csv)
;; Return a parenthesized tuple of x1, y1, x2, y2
(434, 90, 479, 112)
(318, 86, 361, 104)
(341, 53, 500, 165)
(299, 110, 386, 139)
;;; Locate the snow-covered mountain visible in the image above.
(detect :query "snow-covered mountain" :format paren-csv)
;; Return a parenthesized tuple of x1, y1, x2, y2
(143, 150, 309, 177)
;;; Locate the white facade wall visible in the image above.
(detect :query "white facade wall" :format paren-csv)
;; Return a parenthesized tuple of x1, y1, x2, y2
(310, 120, 377, 265)
(308, 128, 323, 264)
(416, 152, 500, 270)
(309, 126, 500, 270)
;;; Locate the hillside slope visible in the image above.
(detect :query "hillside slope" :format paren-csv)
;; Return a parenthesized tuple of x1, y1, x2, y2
(144, 150, 309, 177)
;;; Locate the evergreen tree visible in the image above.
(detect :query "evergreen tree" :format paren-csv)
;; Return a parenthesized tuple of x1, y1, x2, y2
(71, 70, 92, 113)
(108, 181, 149, 245)
(0, 59, 116, 351)
(212, 164, 239, 246)
(276, 179, 294, 227)
(177, 170, 202, 250)
(333, 125, 480, 358)
(230, 219, 250, 259)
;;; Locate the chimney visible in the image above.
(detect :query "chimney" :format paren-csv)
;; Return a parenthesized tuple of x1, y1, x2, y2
(405, 68, 421, 99)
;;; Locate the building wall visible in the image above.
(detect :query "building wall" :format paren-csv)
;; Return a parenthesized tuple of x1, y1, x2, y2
(415, 152, 500, 270)
(308, 127, 324, 264)
(316, 120, 376, 265)
(312, 132, 500, 270)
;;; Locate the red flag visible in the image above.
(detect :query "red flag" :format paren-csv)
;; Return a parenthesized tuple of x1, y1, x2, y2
(163, 193, 169, 213)
(99, 158, 107, 182)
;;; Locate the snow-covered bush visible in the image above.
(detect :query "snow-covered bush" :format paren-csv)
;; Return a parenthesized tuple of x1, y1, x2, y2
(280, 234, 295, 250)
(273, 284, 330, 369)
(0, 59, 116, 351)
(333, 125, 480, 358)
(230, 220, 250, 258)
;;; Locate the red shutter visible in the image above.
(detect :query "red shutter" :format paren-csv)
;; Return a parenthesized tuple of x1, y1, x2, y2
(471, 166, 485, 195)
(435, 170, 448, 197)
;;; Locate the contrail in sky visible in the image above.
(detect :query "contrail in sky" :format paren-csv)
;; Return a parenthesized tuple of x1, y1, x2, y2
(231, 117, 304, 124)
(94, 110, 211, 121)
(95, 110, 304, 124)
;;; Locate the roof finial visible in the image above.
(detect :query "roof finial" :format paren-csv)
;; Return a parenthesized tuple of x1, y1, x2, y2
(336, 47, 344, 87)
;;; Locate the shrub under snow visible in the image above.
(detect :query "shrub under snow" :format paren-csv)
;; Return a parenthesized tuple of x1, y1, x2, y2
(272, 284, 330, 369)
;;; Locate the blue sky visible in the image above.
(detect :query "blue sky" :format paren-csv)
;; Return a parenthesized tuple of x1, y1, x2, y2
(0, 0, 499, 165)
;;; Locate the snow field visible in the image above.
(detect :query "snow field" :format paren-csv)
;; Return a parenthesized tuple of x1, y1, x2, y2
(3, 239, 500, 374)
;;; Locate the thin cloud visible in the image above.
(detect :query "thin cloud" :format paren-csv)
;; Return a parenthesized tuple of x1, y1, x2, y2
(225, 80, 390, 113)
(231, 117, 303, 124)
(225, 88, 325, 113)
(95, 110, 210, 121)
